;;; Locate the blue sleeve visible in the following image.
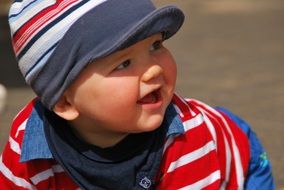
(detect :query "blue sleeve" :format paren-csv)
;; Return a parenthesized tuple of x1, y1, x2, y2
(215, 107, 275, 190)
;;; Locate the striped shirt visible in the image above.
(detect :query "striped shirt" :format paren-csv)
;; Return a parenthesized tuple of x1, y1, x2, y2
(0, 94, 274, 189)
(157, 95, 250, 189)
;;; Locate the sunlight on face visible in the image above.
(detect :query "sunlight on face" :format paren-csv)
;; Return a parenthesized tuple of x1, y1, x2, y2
(65, 34, 177, 147)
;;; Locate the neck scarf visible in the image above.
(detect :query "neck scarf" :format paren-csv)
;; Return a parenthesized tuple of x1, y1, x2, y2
(43, 108, 167, 190)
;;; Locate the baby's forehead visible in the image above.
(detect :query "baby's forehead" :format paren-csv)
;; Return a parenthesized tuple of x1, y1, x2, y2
(91, 34, 163, 64)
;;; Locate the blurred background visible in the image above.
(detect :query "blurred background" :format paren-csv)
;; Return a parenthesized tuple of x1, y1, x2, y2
(1, 0, 284, 188)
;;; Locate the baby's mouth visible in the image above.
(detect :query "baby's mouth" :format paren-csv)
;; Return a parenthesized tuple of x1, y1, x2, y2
(137, 89, 161, 104)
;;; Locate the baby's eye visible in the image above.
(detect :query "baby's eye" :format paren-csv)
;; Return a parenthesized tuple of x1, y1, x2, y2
(115, 60, 131, 70)
(150, 40, 163, 51)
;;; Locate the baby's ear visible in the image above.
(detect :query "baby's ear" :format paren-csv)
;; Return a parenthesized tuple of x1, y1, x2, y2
(53, 94, 79, 121)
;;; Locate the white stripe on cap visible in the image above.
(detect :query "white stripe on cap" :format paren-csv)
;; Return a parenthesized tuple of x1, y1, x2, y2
(13, 0, 107, 82)
(9, 0, 40, 17)
(9, 0, 55, 35)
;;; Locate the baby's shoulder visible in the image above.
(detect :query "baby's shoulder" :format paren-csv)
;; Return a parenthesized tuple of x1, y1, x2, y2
(9, 98, 38, 147)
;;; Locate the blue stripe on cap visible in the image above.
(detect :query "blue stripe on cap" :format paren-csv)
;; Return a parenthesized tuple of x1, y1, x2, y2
(17, 0, 88, 60)
(25, 42, 59, 78)
(9, 0, 38, 18)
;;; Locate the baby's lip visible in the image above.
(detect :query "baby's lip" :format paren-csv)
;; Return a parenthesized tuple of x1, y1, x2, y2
(137, 87, 162, 104)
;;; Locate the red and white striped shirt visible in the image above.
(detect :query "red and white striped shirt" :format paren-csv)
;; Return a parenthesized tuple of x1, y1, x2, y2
(156, 95, 250, 189)
(0, 94, 250, 189)
(0, 99, 78, 189)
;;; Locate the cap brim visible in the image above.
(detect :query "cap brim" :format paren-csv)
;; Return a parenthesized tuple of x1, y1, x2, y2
(92, 5, 185, 60)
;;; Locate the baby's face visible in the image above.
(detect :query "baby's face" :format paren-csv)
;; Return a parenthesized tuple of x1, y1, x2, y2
(66, 33, 177, 138)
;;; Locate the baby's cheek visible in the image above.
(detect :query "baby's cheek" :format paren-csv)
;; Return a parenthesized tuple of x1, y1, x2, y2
(161, 51, 177, 78)
(165, 61, 177, 85)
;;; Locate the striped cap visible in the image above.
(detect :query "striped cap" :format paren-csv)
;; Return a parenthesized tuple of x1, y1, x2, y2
(9, 0, 184, 110)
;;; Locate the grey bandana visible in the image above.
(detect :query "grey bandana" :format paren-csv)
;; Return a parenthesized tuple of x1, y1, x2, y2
(43, 107, 168, 190)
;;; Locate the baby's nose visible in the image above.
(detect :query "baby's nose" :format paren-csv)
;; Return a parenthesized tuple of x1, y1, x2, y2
(141, 64, 163, 82)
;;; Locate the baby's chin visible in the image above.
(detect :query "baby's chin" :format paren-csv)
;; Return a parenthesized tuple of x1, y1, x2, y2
(133, 113, 165, 134)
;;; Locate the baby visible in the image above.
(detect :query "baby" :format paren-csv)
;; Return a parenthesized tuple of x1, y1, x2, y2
(0, 0, 275, 189)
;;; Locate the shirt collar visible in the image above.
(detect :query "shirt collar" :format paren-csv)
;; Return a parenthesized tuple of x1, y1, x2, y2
(20, 101, 52, 162)
(164, 103, 184, 136)
(20, 101, 184, 162)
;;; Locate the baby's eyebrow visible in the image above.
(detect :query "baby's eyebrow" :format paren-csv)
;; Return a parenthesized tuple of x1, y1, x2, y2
(92, 50, 130, 71)
(113, 50, 130, 61)
(150, 33, 163, 41)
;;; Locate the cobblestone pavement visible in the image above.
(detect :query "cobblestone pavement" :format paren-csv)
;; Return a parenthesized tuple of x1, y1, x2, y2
(1, 0, 284, 188)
